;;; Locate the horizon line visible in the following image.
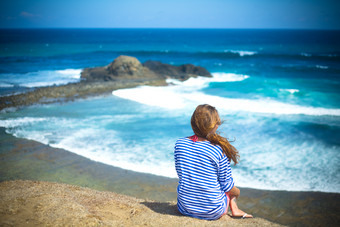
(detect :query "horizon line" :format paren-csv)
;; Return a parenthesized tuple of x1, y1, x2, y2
(1, 27, 339, 31)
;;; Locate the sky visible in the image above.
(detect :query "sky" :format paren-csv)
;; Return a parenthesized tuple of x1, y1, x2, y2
(0, 0, 339, 29)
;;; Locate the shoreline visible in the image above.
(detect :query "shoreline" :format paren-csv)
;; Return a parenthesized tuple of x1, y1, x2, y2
(1, 127, 339, 226)
(0, 79, 167, 111)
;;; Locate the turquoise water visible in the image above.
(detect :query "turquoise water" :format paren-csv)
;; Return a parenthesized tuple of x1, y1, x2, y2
(0, 29, 340, 192)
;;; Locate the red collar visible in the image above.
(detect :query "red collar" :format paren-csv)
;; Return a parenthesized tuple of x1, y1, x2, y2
(189, 135, 198, 142)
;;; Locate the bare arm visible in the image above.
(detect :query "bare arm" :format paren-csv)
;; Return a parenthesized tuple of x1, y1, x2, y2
(227, 186, 240, 199)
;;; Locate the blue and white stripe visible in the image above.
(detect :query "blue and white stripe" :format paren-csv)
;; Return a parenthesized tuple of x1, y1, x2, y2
(174, 137, 234, 220)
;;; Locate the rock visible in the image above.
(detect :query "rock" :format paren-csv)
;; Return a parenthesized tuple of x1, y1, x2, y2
(108, 55, 147, 77)
(81, 67, 111, 81)
(81, 56, 157, 82)
(143, 60, 211, 80)
(81, 55, 211, 82)
(180, 64, 212, 77)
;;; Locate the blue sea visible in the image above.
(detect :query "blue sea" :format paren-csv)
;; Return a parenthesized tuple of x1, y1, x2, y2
(0, 29, 340, 193)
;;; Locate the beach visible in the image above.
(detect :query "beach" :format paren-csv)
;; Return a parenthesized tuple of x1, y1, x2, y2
(1, 127, 339, 227)
(1, 28, 340, 227)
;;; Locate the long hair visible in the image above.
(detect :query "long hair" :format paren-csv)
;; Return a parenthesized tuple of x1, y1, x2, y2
(191, 104, 239, 165)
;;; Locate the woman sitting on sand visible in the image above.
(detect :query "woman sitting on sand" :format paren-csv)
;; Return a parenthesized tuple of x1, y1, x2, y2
(174, 104, 253, 220)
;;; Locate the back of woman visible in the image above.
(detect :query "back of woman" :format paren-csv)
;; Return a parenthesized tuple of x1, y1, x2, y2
(174, 137, 234, 220)
(174, 104, 253, 220)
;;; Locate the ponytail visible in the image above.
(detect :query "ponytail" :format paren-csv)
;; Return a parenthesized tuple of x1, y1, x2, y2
(206, 133, 239, 165)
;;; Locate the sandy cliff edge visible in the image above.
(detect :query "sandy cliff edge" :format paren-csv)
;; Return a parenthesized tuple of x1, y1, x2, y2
(0, 180, 283, 227)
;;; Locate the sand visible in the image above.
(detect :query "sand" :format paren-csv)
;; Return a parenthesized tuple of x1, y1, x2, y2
(0, 180, 282, 227)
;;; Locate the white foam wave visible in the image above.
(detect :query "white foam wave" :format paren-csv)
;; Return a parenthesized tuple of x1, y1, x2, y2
(166, 73, 248, 89)
(279, 88, 300, 94)
(0, 115, 177, 178)
(210, 73, 250, 82)
(321, 54, 338, 57)
(0, 107, 18, 113)
(316, 65, 329, 69)
(0, 117, 53, 144)
(55, 69, 82, 79)
(114, 73, 249, 109)
(113, 74, 340, 116)
(23, 81, 69, 88)
(0, 117, 47, 128)
(3, 115, 339, 192)
(233, 134, 340, 193)
(0, 83, 14, 88)
(224, 50, 257, 57)
(50, 128, 176, 178)
(0, 69, 82, 88)
(189, 93, 340, 116)
(301, 53, 312, 57)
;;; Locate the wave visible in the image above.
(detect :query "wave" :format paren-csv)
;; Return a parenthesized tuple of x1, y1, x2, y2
(279, 88, 300, 94)
(274, 64, 335, 74)
(320, 54, 339, 57)
(0, 117, 47, 128)
(112, 73, 340, 116)
(113, 73, 249, 109)
(52, 127, 176, 178)
(2, 50, 339, 70)
(0, 83, 14, 88)
(167, 72, 249, 86)
(1, 114, 339, 193)
(300, 52, 339, 58)
(0, 117, 177, 178)
(315, 65, 329, 69)
(93, 49, 340, 59)
(233, 135, 340, 193)
(0, 69, 82, 88)
(224, 50, 258, 57)
(301, 53, 312, 57)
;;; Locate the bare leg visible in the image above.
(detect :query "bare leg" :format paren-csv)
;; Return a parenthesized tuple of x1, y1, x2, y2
(226, 186, 253, 218)
(229, 197, 253, 218)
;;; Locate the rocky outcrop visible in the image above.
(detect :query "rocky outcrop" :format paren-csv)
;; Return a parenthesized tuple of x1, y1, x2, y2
(0, 56, 212, 110)
(81, 55, 211, 82)
(81, 56, 158, 81)
(143, 60, 211, 80)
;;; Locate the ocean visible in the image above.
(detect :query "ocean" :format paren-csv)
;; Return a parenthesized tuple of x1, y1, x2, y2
(0, 29, 339, 193)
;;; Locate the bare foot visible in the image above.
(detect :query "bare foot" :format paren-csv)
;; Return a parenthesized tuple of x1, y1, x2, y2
(231, 209, 253, 218)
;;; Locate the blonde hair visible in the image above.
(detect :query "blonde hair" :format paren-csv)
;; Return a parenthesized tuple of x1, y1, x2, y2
(191, 104, 239, 165)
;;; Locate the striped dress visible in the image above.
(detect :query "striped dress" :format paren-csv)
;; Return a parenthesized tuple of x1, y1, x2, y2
(174, 137, 235, 220)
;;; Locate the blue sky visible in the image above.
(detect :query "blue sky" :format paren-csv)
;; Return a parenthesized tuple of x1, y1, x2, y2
(1, 0, 339, 29)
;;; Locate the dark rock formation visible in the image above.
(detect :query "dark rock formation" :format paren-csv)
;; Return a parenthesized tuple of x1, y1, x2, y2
(143, 60, 211, 80)
(81, 55, 211, 82)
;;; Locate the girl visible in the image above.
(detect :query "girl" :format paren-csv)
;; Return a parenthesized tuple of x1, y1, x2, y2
(174, 104, 253, 220)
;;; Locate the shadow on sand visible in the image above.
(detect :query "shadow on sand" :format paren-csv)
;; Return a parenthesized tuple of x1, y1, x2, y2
(141, 201, 182, 216)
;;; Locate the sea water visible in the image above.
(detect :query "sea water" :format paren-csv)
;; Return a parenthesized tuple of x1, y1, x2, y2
(0, 29, 340, 193)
